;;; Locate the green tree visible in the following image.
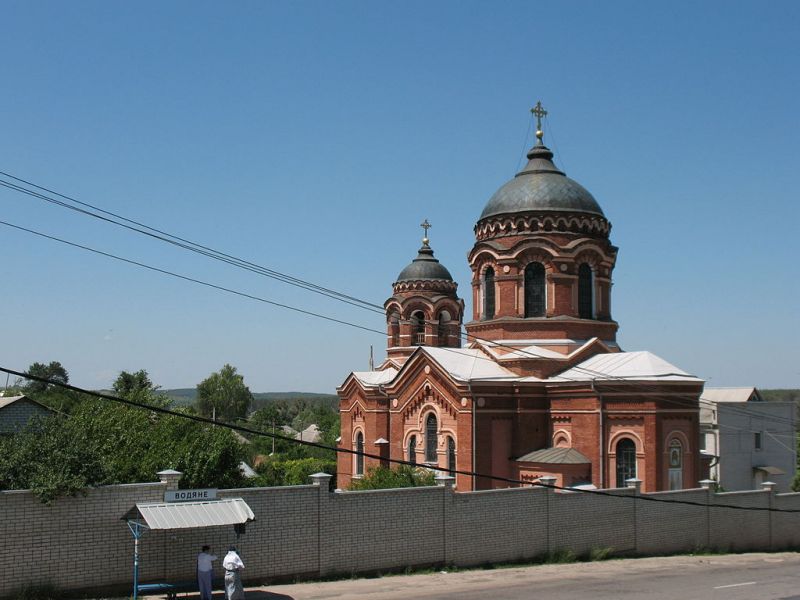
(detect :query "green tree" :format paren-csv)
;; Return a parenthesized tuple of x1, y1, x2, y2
(22, 361, 69, 395)
(349, 465, 436, 490)
(112, 369, 169, 407)
(0, 398, 248, 502)
(196, 364, 253, 422)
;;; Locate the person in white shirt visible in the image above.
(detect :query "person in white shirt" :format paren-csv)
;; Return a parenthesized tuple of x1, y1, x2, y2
(196, 545, 217, 600)
(222, 546, 245, 599)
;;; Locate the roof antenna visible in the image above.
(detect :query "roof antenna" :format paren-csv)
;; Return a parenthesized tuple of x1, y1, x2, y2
(369, 345, 374, 371)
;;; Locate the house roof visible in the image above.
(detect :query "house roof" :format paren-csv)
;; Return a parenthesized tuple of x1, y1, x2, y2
(702, 387, 759, 403)
(551, 351, 702, 383)
(0, 395, 55, 412)
(0, 396, 27, 409)
(516, 447, 591, 464)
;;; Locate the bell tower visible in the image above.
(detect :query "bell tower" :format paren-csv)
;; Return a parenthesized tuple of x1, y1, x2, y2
(385, 221, 464, 362)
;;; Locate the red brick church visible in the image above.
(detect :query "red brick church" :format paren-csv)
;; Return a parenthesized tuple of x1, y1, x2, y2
(337, 104, 702, 492)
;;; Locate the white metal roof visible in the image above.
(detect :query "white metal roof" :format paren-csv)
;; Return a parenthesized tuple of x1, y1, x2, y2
(551, 351, 702, 383)
(352, 367, 398, 386)
(702, 387, 758, 403)
(131, 498, 254, 530)
(421, 347, 519, 382)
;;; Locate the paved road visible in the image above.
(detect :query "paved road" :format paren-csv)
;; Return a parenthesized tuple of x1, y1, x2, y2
(244, 552, 800, 600)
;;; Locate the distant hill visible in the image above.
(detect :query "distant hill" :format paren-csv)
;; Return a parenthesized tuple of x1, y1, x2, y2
(162, 388, 338, 410)
(761, 389, 800, 404)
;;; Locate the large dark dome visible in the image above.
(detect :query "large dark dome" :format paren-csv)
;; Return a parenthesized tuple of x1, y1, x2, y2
(479, 143, 604, 221)
(395, 243, 453, 283)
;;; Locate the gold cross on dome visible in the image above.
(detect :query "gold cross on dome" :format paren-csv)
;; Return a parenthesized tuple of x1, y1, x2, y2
(531, 101, 547, 140)
(420, 219, 431, 244)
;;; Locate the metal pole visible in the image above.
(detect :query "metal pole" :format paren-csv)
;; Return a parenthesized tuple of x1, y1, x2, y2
(133, 533, 139, 600)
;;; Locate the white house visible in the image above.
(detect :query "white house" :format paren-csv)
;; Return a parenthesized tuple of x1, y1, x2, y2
(701, 387, 796, 492)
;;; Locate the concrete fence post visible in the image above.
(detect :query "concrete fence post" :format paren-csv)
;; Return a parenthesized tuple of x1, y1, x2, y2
(435, 474, 454, 566)
(537, 476, 557, 554)
(626, 478, 642, 554)
(762, 481, 776, 550)
(699, 479, 716, 550)
(156, 469, 183, 491)
(309, 473, 332, 577)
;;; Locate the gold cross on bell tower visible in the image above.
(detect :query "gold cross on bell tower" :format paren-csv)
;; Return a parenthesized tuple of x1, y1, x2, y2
(531, 100, 547, 142)
(420, 219, 431, 245)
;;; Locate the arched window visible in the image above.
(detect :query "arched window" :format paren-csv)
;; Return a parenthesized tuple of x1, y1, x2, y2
(425, 413, 438, 463)
(668, 439, 683, 491)
(447, 437, 456, 474)
(437, 311, 451, 347)
(411, 311, 425, 346)
(483, 267, 495, 320)
(578, 263, 593, 319)
(408, 435, 417, 465)
(355, 432, 364, 476)
(524, 262, 546, 317)
(615, 438, 637, 488)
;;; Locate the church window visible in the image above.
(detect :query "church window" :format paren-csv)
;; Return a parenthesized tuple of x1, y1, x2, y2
(408, 435, 417, 465)
(524, 262, 546, 317)
(425, 413, 438, 463)
(578, 263, 594, 319)
(411, 311, 425, 345)
(483, 268, 495, 319)
(668, 439, 683, 490)
(447, 436, 456, 474)
(355, 432, 364, 476)
(615, 438, 637, 488)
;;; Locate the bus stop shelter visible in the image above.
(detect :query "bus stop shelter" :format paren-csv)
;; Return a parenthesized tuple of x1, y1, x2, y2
(123, 498, 255, 599)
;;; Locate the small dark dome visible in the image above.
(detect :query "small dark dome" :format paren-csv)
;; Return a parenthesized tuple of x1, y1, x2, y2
(395, 243, 454, 283)
(479, 143, 604, 221)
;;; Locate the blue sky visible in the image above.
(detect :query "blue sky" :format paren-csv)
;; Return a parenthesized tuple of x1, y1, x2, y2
(2, 1, 798, 392)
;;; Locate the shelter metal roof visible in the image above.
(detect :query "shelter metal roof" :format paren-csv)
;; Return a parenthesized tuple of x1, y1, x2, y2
(126, 498, 254, 530)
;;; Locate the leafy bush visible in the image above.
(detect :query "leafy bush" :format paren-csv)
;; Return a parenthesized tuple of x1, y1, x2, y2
(349, 465, 436, 490)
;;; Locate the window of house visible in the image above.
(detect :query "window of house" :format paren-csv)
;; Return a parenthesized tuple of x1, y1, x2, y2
(425, 413, 438, 463)
(615, 438, 637, 488)
(524, 262, 546, 317)
(355, 432, 364, 476)
(408, 435, 417, 465)
(754, 431, 763, 450)
(483, 268, 495, 320)
(447, 437, 456, 474)
(578, 263, 594, 319)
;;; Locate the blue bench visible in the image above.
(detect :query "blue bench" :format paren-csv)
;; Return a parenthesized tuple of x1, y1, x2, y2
(138, 580, 220, 598)
(137, 582, 177, 599)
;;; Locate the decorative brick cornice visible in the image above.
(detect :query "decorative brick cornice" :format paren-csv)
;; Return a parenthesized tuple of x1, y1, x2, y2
(392, 279, 459, 294)
(475, 212, 611, 241)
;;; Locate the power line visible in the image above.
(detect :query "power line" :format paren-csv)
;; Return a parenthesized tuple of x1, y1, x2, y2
(2, 366, 797, 513)
(0, 173, 384, 313)
(0, 219, 386, 337)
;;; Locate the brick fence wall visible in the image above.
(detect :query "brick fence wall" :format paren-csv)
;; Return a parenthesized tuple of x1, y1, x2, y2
(2, 475, 799, 598)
